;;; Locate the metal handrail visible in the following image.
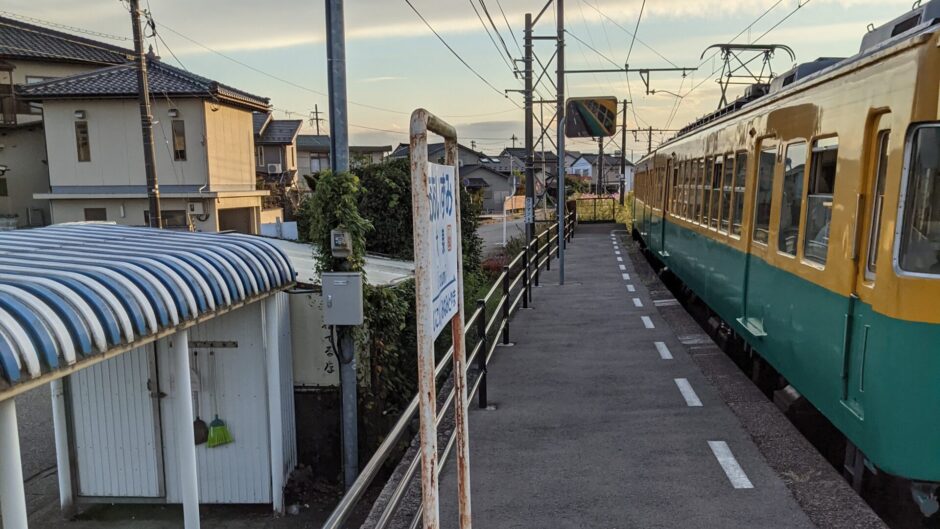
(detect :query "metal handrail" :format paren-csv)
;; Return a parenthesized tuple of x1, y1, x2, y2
(324, 213, 574, 529)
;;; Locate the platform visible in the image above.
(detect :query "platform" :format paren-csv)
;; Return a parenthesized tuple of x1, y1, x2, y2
(436, 223, 870, 529)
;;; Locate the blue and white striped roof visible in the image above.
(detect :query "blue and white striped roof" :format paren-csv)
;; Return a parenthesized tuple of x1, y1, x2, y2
(0, 224, 295, 389)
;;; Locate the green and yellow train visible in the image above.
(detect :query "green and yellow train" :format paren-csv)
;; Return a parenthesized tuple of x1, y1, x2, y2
(633, 1, 940, 511)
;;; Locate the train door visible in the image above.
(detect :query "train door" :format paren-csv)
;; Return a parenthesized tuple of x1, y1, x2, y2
(659, 160, 675, 258)
(842, 113, 891, 416)
(739, 140, 778, 336)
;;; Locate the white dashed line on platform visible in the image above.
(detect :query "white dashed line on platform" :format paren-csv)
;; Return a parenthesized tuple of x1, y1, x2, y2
(619, 264, 627, 271)
(632, 298, 643, 308)
(653, 298, 680, 307)
(615, 250, 621, 255)
(622, 273, 631, 280)
(654, 342, 673, 360)
(617, 256, 623, 262)
(708, 441, 754, 489)
(627, 284, 636, 292)
(641, 316, 654, 329)
(674, 378, 703, 407)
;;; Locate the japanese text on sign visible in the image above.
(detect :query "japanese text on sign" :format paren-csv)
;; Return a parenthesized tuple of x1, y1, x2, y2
(428, 163, 459, 337)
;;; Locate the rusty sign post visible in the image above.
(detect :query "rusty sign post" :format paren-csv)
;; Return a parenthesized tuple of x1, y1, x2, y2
(409, 109, 473, 529)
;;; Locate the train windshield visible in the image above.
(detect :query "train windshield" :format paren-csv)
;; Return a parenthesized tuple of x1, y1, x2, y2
(899, 125, 940, 275)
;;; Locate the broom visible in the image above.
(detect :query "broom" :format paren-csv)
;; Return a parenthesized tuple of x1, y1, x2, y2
(207, 351, 234, 448)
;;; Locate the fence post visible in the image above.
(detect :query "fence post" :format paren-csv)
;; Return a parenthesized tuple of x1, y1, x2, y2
(546, 226, 552, 271)
(501, 266, 511, 345)
(522, 245, 530, 309)
(533, 233, 540, 288)
(593, 198, 597, 221)
(476, 299, 487, 409)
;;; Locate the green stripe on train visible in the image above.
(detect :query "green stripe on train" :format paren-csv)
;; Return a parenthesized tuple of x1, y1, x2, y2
(641, 213, 940, 482)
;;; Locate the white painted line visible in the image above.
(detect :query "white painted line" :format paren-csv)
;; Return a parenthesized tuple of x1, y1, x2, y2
(632, 297, 643, 308)
(626, 284, 636, 292)
(641, 316, 654, 329)
(616, 256, 623, 262)
(708, 441, 754, 489)
(674, 378, 703, 407)
(613, 244, 619, 250)
(621, 273, 631, 280)
(653, 298, 680, 307)
(614, 250, 621, 255)
(654, 341, 673, 360)
(619, 264, 627, 271)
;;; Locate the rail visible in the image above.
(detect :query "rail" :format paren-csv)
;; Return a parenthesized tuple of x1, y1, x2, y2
(321, 211, 576, 529)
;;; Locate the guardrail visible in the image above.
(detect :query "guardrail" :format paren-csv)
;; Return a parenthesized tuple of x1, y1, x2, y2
(574, 196, 617, 223)
(322, 211, 576, 529)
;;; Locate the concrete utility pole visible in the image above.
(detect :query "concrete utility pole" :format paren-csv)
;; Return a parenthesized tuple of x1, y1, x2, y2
(326, 0, 357, 492)
(597, 138, 604, 195)
(130, 0, 161, 228)
(524, 12, 535, 241)
(647, 125, 653, 155)
(556, 0, 566, 284)
(620, 99, 627, 205)
(511, 134, 518, 149)
(327, 0, 349, 174)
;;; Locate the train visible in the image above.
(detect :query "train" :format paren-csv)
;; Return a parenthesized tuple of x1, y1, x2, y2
(632, 0, 940, 516)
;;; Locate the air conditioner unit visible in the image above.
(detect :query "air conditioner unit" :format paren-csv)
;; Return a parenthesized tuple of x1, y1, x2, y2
(267, 163, 282, 174)
(187, 201, 205, 215)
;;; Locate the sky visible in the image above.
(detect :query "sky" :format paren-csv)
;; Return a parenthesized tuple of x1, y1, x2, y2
(4, 0, 917, 157)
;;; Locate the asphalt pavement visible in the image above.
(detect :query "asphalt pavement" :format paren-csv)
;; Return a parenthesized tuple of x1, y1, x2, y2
(476, 218, 524, 255)
(437, 223, 818, 528)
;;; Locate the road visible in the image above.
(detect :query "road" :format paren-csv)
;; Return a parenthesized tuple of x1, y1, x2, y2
(14, 386, 56, 482)
(477, 218, 524, 255)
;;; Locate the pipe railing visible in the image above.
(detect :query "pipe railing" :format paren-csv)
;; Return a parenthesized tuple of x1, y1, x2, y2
(322, 211, 575, 529)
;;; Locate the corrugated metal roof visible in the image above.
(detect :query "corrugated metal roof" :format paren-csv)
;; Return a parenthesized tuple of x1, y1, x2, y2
(0, 224, 295, 388)
(265, 239, 413, 287)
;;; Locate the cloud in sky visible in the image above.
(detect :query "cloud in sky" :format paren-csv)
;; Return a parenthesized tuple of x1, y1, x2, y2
(3, 0, 917, 152)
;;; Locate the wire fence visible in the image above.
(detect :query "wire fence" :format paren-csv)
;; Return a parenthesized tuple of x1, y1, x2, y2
(322, 211, 576, 529)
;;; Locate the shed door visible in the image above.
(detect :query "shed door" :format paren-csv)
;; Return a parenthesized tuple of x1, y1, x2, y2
(69, 344, 164, 497)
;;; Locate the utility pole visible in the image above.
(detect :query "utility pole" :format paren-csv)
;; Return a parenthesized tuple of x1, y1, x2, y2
(619, 99, 627, 205)
(647, 125, 653, 155)
(327, 0, 349, 174)
(511, 134, 518, 149)
(471, 140, 477, 151)
(597, 138, 604, 195)
(310, 104, 325, 135)
(130, 0, 161, 229)
(326, 0, 357, 492)
(524, 12, 535, 241)
(556, 0, 566, 285)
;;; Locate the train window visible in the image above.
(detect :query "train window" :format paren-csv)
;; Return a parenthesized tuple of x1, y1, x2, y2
(804, 137, 839, 265)
(898, 125, 940, 275)
(720, 154, 734, 233)
(753, 145, 776, 245)
(778, 141, 807, 256)
(732, 152, 748, 236)
(709, 157, 723, 229)
(866, 131, 890, 279)
(671, 162, 679, 212)
(684, 161, 692, 219)
(696, 158, 706, 223)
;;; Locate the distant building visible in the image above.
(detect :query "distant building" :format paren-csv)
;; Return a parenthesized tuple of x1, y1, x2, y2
(296, 134, 391, 190)
(389, 142, 484, 167)
(0, 15, 131, 228)
(461, 164, 516, 213)
(19, 55, 271, 233)
(570, 153, 634, 193)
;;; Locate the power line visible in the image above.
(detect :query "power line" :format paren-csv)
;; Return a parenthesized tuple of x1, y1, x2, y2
(479, 0, 516, 67)
(403, 0, 520, 106)
(496, 0, 523, 56)
(468, 0, 516, 74)
(624, 0, 645, 65)
(0, 10, 131, 41)
(580, 0, 679, 68)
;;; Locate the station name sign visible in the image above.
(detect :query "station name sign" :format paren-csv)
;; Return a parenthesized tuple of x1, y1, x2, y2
(427, 163, 459, 338)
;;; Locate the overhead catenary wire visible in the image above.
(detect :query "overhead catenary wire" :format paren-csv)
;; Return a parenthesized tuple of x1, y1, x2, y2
(403, 0, 521, 107)
(468, 0, 516, 75)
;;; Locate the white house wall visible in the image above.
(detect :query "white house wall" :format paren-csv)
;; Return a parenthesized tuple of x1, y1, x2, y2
(158, 301, 273, 504)
(42, 99, 209, 190)
(68, 344, 163, 498)
(290, 292, 338, 387)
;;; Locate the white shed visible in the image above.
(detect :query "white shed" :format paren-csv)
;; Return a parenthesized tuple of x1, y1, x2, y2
(0, 224, 297, 529)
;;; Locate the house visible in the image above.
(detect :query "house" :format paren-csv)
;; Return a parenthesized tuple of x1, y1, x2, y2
(0, 15, 131, 228)
(18, 54, 272, 234)
(296, 134, 391, 189)
(569, 153, 634, 193)
(461, 164, 516, 213)
(253, 113, 302, 220)
(389, 141, 484, 167)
